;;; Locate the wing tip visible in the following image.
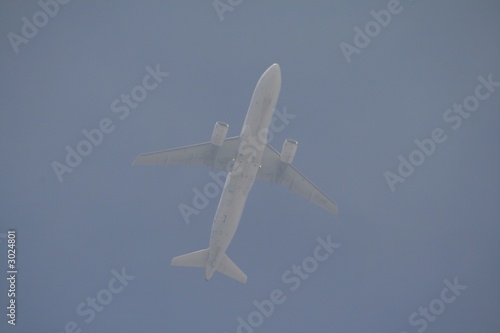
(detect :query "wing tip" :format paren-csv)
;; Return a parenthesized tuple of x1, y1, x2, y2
(332, 203, 339, 216)
(131, 155, 141, 166)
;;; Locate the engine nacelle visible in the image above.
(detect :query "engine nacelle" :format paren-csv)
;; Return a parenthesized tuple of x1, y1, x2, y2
(211, 121, 229, 146)
(280, 139, 298, 164)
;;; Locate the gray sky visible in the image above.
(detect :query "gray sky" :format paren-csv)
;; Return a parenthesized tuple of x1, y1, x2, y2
(1, 1, 499, 332)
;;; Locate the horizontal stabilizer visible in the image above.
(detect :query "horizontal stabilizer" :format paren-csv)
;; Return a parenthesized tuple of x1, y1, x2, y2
(217, 253, 247, 284)
(171, 249, 208, 268)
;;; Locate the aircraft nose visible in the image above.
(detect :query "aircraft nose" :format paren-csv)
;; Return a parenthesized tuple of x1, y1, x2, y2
(267, 63, 281, 78)
(261, 63, 281, 89)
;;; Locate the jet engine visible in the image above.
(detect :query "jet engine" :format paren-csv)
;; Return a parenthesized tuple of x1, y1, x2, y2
(280, 139, 298, 164)
(211, 121, 229, 146)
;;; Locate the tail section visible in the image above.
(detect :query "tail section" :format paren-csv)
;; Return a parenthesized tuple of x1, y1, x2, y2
(170, 249, 247, 284)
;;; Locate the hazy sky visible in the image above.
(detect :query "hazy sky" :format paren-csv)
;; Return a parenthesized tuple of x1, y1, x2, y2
(1, 1, 499, 332)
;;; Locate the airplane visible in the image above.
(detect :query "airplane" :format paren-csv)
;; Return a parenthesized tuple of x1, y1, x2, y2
(133, 63, 338, 283)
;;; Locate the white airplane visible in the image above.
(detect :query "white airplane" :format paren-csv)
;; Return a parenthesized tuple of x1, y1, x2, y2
(133, 64, 337, 283)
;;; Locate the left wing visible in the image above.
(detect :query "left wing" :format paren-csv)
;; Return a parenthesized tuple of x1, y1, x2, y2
(133, 136, 240, 171)
(257, 144, 338, 215)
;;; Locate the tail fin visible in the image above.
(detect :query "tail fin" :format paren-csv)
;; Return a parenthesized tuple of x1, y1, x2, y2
(171, 249, 208, 268)
(218, 253, 247, 284)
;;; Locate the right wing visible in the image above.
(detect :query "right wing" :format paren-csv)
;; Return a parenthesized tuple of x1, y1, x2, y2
(257, 144, 338, 215)
(133, 136, 240, 171)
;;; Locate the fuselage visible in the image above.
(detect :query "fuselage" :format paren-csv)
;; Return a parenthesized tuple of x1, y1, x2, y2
(205, 64, 281, 280)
